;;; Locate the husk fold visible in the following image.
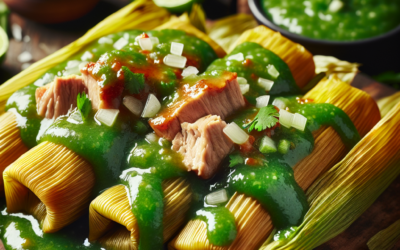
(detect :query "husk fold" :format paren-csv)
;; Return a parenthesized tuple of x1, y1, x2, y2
(229, 25, 315, 88)
(3, 141, 95, 233)
(0, 0, 171, 113)
(89, 178, 192, 249)
(377, 91, 400, 117)
(169, 75, 380, 250)
(261, 93, 400, 250)
(367, 219, 400, 250)
(313, 55, 360, 83)
(0, 112, 28, 195)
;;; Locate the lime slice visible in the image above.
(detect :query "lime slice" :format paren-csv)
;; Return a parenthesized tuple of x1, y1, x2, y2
(0, 26, 8, 64)
(153, 0, 201, 13)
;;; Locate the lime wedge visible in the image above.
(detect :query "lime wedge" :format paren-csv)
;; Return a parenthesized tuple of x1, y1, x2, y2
(153, 0, 202, 13)
(0, 26, 8, 63)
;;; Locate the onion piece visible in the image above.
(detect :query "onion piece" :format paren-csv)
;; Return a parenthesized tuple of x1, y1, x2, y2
(205, 189, 228, 205)
(123, 96, 143, 116)
(113, 37, 129, 50)
(256, 95, 270, 108)
(292, 113, 307, 131)
(279, 109, 294, 128)
(259, 136, 277, 154)
(145, 132, 158, 143)
(237, 77, 248, 85)
(329, 0, 344, 12)
(228, 53, 244, 61)
(81, 51, 93, 61)
(98, 37, 113, 45)
(95, 109, 120, 127)
(181, 66, 199, 77)
(141, 94, 161, 118)
(170, 42, 184, 56)
(163, 54, 187, 69)
(150, 37, 159, 46)
(239, 84, 250, 95)
(267, 65, 280, 79)
(272, 98, 287, 110)
(139, 38, 153, 51)
(223, 122, 249, 144)
(258, 77, 274, 91)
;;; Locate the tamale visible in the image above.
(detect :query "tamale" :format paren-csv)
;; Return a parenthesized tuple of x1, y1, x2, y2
(169, 75, 380, 250)
(313, 55, 360, 83)
(89, 178, 192, 249)
(377, 91, 400, 117)
(367, 219, 400, 250)
(229, 26, 315, 88)
(262, 98, 400, 250)
(0, 112, 28, 195)
(3, 141, 95, 233)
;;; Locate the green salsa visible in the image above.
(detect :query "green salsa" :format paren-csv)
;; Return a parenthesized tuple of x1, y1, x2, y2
(261, 0, 400, 41)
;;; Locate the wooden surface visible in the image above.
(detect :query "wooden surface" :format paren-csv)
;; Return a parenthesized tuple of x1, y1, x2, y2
(0, 1, 399, 249)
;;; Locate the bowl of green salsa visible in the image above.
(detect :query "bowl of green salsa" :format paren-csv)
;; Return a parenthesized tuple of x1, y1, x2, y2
(249, 0, 400, 75)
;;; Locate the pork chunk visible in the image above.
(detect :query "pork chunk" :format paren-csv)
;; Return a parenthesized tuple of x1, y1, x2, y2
(35, 75, 87, 119)
(150, 72, 245, 140)
(172, 115, 233, 179)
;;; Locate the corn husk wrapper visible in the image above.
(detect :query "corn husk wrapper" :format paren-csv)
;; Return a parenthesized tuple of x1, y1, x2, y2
(314, 55, 360, 83)
(377, 91, 400, 117)
(261, 99, 400, 250)
(367, 219, 400, 250)
(0, 112, 28, 195)
(189, 4, 207, 33)
(0, 0, 171, 113)
(169, 75, 380, 250)
(3, 141, 95, 233)
(89, 178, 192, 249)
(229, 26, 315, 88)
(207, 14, 258, 52)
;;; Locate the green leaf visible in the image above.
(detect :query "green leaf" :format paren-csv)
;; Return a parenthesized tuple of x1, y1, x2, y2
(248, 105, 279, 132)
(122, 66, 145, 94)
(77, 92, 91, 121)
(229, 154, 243, 167)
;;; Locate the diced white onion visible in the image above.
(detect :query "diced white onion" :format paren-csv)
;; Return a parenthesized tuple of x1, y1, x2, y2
(205, 189, 228, 205)
(150, 37, 160, 46)
(63, 60, 81, 76)
(258, 77, 274, 91)
(260, 136, 277, 152)
(228, 53, 244, 61)
(329, 0, 344, 12)
(272, 98, 287, 110)
(81, 51, 93, 61)
(279, 109, 294, 128)
(237, 77, 248, 85)
(256, 95, 270, 108)
(113, 37, 129, 50)
(170, 42, 184, 56)
(139, 38, 153, 51)
(292, 113, 307, 131)
(98, 36, 113, 45)
(223, 122, 249, 145)
(239, 84, 250, 95)
(67, 111, 83, 124)
(141, 94, 161, 118)
(163, 54, 187, 69)
(145, 132, 158, 143)
(181, 66, 199, 77)
(95, 109, 120, 127)
(267, 65, 280, 79)
(123, 96, 143, 116)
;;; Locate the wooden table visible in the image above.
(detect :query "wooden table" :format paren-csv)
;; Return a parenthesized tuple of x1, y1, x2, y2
(0, 1, 399, 249)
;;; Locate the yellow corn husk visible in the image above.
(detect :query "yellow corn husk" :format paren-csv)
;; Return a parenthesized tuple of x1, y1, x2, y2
(3, 141, 95, 233)
(169, 75, 380, 250)
(377, 91, 400, 118)
(314, 55, 360, 83)
(155, 14, 226, 58)
(229, 26, 315, 88)
(189, 4, 207, 33)
(0, 112, 28, 195)
(367, 219, 400, 250)
(89, 178, 192, 249)
(0, 0, 170, 112)
(262, 100, 400, 250)
(207, 14, 258, 52)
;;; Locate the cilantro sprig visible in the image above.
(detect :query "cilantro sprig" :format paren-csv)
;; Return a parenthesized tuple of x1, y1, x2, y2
(77, 92, 91, 121)
(248, 105, 279, 132)
(122, 66, 145, 94)
(229, 154, 244, 167)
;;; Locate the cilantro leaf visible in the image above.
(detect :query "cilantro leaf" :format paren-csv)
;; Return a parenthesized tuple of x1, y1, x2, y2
(122, 66, 145, 94)
(229, 154, 244, 167)
(77, 92, 91, 121)
(248, 105, 279, 132)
